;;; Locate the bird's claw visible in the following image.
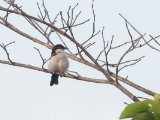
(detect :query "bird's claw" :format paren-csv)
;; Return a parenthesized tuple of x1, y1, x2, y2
(60, 72, 65, 77)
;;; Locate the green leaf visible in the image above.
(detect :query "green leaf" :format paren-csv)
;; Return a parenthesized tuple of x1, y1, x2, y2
(150, 101, 160, 120)
(132, 112, 155, 120)
(120, 100, 153, 119)
(154, 94, 160, 101)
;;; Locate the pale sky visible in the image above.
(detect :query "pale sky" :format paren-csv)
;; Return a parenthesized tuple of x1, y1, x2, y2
(0, 0, 160, 120)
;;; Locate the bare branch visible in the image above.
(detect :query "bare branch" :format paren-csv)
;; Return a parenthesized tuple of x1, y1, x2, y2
(37, 2, 45, 21)
(148, 35, 160, 52)
(75, 42, 95, 56)
(91, 0, 96, 34)
(41, 0, 51, 23)
(81, 0, 100, 46)
(119, 13, 141, 36)
(34, 47, 49, 70)
(4, 0, 15, 4)
(0, 59, 111, 84)
(115, 35, 141, 83)
(56, 32, 73, 55)
(0, 41, 15, 63)
(59, 19, 90, 30)
(113, 81, 139, 102)
(70, 3, 79, 25)
(105, 35, 114, 72)
(95, 27, 110, 65)
(67, 70, 81, 77)
(66, 6, 71, 26)
(119, 13, 149, 49)
(0, 16, 52, 49)
(125, 22, 134, 47)
(151, 35, 160, 46)
(26, 18, 54, 45)
(82, 30, 100, 46)
(111, 34, 146, 49)
(119, 56, 145, 72)
(71, 11, 81, 25)
(120, 13, 160, 52)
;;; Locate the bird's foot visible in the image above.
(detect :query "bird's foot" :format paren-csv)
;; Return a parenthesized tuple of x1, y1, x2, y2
(59, 72, 65, 77)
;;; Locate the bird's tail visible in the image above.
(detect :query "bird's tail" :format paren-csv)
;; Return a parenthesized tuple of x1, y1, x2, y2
(50, 74, 59, 86)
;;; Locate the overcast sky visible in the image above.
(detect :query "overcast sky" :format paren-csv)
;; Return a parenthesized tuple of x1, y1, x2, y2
(1, 0, 160, 120)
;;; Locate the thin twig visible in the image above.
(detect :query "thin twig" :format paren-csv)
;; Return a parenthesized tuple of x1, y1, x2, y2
(70, 3, 79, 26)
(37, 2, 44, 21)
(95, 28, 109, 62)
(111, 34, 145, 49)
(105, 35, 114, 72)
(75, 42, 95, 56)
(148, 35, 160, 52)
(56, 32, 73, 55)
(125, 21, 134, 47)
(0, 41, 15, 63)
(34, 47, 49, 70)
(119, 56, 144, 72)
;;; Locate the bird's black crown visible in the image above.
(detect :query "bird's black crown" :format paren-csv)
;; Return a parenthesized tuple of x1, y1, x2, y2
(51, 44, 67, 55)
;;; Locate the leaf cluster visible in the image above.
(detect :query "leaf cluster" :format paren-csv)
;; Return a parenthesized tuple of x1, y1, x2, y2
(120, 94, 160, 120)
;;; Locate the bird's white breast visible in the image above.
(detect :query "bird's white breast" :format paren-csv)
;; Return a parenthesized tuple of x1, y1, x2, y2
(48, 51, 69, 74)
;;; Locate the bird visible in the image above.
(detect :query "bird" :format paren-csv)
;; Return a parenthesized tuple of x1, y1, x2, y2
(48, 44, 69, 86)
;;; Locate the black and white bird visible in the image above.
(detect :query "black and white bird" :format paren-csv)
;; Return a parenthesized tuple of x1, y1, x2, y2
(48, 44, 69, 86)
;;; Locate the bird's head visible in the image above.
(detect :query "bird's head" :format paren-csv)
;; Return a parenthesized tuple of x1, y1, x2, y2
(51, 44, 67, 55)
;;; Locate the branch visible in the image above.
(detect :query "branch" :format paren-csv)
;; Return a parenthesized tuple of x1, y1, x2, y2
(0, 41, 15, 63)
(119, 13, 153, 50)
(148, 35, 160, 52)
(111, 34, 145, 49)
(113, 81, 139, 102)
(95, 27, 109, 62)
(0, 59, 111, 84)
(119, 56, 145, 71)
(34, 47, 50, 70)
(125, 22, 134, 47)
(56, 32, 73, 55)
(0, 6, 103, 76)
(0, 16, 52, 49)
(75, 42, 96, 56)
(102, 27, 114, 72)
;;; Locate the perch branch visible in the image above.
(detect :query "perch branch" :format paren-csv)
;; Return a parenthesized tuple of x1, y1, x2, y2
(0, 59, 111, 84)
